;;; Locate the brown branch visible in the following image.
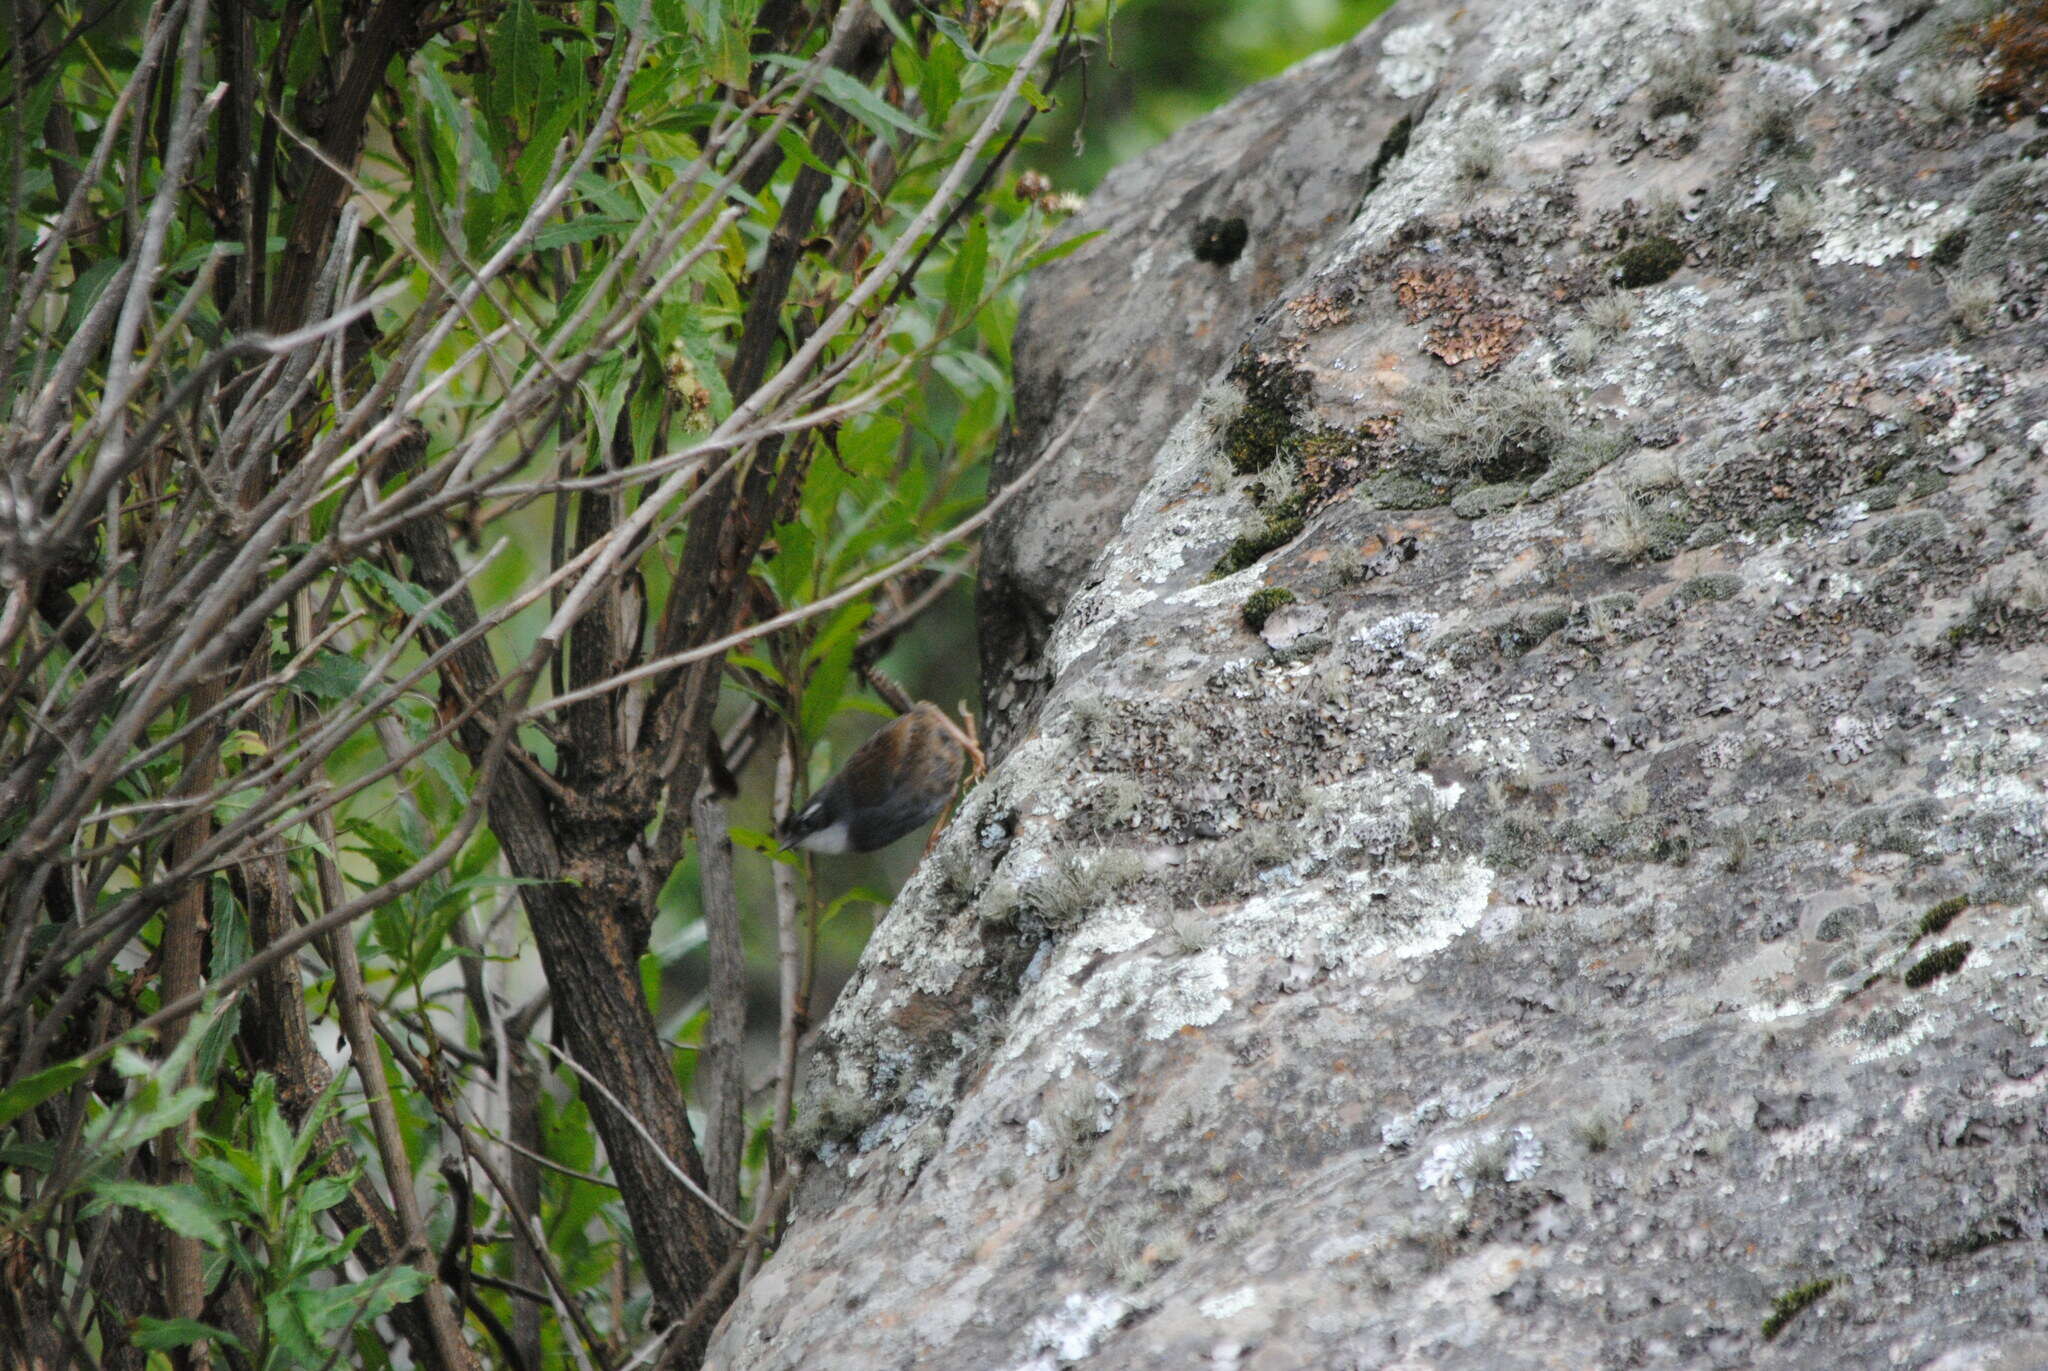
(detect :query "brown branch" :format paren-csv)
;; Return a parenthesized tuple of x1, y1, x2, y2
(264, 0, 433, 334)
(313, 808, 480, 1371)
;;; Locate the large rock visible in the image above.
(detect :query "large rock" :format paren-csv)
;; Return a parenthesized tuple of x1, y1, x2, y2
(711, 0, 2048, 1366)
(976, 29, 1416, 753)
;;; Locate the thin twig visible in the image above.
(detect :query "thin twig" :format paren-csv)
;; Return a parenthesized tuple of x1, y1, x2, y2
(528, 389, 1102, 719)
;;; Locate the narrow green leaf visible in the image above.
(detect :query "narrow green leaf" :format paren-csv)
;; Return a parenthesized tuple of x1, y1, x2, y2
(729, 827, 798, 864)
(945, 215, 989, 323)
(724, 652, 785, 686)
(799, 601, 872, 747)
(1023, 228, 1105, 272)
(531, 216, 637, 252)
(131, 1317, 244, 1353)
(345, 561, 455, 635)
(762, 55, 938, 141)
(496, 0, 548, 130)
(0, 1060, 89, 1130)
(86, 1181, 231, 1246)
(926, 14, 985, 63)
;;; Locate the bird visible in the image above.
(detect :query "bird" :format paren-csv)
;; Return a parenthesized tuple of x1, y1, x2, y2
(777, 701, 984, 854)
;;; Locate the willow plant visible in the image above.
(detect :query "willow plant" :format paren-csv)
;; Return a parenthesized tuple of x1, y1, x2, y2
(0, 0, 1099, 1365)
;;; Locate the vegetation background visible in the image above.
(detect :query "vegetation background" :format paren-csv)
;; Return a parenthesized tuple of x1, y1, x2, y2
(0, 1, 1388, 1367)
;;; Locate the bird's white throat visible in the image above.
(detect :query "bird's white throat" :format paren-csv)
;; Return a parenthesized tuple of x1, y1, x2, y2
(793, 820, 851, 854)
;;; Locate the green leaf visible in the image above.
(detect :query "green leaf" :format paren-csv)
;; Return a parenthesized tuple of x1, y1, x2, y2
(0, 1060, 89, 1130)
(198, 893, 245, 1088)
(289, 650, 367, 704)
(926, 14, 985, 63)
(775, 125, 871, 193)
(1023, 228, 1105, 272)
(300, 1176, 355, 1213)
(819, 887, 887, 928)
(945, 215, 989, 324)
(698, 0, 755, 88)
(651, 921, 708, 966)
(193, 1151, 262, 1211)
(62, 259, 123, 339)
(799, 600, 872, 747)
(130, 1317, 244, 1353)
(729, 827, 798, 864)
(531, 216, 637, 252)
(0, 1141, 59, 1172)
(87, 1181, 231, 1247)
(919, 35, 963, 125)
(414, 53, 499, 195)
(345, 561, 455, 634)
(492, 0, 549, 132)
(867, 0, 915, 46)
(219, 729, 268, 760)
(762, 55, 937, 141)
(725, 652, 785, 686)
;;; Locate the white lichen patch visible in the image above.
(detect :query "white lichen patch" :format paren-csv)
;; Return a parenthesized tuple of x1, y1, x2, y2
(1381, 1083, 1512, 1151)
(1046, 395, 1264, 676)
(1377, 18, 1454, 98)
(1345, 609, 1442, 681)
(1808, 170, 1966, 268)
(1007, 1290, 1135, 1371)
(1198, 1286, 1261, 1321)
(995, 901, 1224, 1073)
(1417, 1126, 1546, 1196)
(1765, 1115, 1850, 1161)
(1851, 1006, 1953, 1065)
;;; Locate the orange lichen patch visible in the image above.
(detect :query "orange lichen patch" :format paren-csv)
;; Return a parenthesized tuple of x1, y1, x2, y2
(1391, 265, 1529, 373)
(1955, 0, 2048, 119)
(1287, 287, 1356, 329)
(1394, 265, 1481, 320)
(1424, 311, 1529, 370)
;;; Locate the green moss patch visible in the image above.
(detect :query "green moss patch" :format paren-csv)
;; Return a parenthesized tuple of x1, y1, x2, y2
(1929, 226, 1970, 268)
(1903, 940, 1971, 988)
(1529, 428, 1626, 499)
(1761, 1278, 1836, 1341)
(1918, 896, 1968, 938)
(1222, 352, 1312, 475)
(1610, 237, 1685, 288)
(1362, 471, 1451, 510)
(1241, 587, 1297, 632)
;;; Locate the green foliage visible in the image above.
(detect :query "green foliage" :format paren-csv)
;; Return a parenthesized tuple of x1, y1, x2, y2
(1241, 587, 1298, 631)
(1025, 0, 1401, 191)
(1761, 1277, 1836, 1340)
(1214, 507, 1309, 577)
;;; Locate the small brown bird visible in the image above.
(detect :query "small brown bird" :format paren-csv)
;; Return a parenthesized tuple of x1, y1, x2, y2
(778, 702, 983, 854)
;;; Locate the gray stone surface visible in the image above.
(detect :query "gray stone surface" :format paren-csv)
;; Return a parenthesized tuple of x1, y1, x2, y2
(710, 0, 2048, 1365)
(977, 31, 1420, 753)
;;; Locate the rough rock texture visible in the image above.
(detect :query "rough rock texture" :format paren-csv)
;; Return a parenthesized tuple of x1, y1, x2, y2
(711, 0, 2048, 1367)
(977, 40, 1423, 753)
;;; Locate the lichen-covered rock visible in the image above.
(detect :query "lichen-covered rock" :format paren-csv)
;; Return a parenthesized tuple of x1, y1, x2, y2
(709, 0, 2048, 1366)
